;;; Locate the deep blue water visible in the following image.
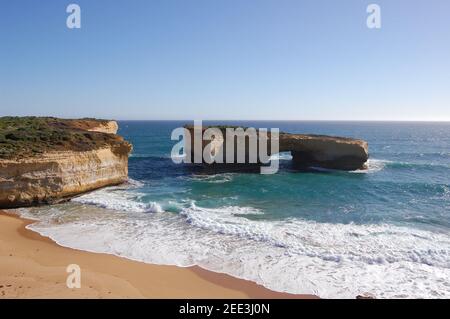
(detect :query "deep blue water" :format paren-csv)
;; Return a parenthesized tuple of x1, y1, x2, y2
(120, 121, 450, 231)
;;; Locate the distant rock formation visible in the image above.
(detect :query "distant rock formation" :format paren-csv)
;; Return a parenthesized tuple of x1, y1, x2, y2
(279, 133, 368, 170)
(0, 118, 132, 208)
(184, 126, 369, 171)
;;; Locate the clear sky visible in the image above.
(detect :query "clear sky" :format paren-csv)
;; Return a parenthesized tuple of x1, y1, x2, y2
(1, 0, 449, 120)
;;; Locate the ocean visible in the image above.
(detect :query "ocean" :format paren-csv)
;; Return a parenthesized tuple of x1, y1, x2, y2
(18, 121, 450, 298)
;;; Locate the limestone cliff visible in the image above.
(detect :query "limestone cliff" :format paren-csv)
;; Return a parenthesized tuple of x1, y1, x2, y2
(0, 117, 132, 208)
(279, 133, 369, 170)
(71, 119, 119, 134)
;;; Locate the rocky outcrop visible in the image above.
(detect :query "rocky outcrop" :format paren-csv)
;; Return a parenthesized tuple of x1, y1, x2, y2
(184, 126, 368, 171)
(279, 133, 368, 170)
(0, 118, 132, 208)
(83, 120, 119, 134)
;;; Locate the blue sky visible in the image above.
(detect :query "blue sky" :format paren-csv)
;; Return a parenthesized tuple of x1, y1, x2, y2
(1, 0, 449, 120)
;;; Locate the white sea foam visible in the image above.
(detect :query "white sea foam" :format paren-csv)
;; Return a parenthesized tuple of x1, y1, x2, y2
(190, 173, 235, 184)
(186, 203, 264, 216)
(20, 194, 450, 299)
(270, 152, 293, 161)
(309, 159, 387, 174)
(72, 187, 163, 213)
(127, 178, 145, 188)
(181, 203, 450, 268)
(350, 159, 388, 174)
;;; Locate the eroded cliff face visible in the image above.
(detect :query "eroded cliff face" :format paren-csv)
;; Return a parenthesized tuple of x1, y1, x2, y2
(82, 120, 119, 134)
(0, 147, 131, 208)
(279, 133, 369, 170)
(0, 119, 132, 208)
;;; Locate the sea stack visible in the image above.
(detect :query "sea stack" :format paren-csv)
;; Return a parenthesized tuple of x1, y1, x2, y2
(279, 133, 369, 170)
(184, 126, 369, 171)
(0, 117, 132, 208)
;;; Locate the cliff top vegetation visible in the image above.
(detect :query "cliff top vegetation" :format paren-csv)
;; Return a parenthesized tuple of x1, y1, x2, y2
(0, 117, 129, 160)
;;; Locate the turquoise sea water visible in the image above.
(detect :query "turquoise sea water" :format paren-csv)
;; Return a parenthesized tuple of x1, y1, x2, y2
(20, 121, 450, 298)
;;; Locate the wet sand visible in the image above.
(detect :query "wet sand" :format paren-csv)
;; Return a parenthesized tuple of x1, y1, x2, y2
(0, 210, 316, 299)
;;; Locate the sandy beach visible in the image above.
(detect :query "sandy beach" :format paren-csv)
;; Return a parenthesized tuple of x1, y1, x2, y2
(0, 210, 314, 299)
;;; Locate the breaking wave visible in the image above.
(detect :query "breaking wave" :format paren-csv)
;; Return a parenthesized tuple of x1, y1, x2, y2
(17, 195, 450, 299)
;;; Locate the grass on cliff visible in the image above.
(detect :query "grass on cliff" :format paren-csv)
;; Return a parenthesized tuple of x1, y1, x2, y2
(0, 117, 126, 160)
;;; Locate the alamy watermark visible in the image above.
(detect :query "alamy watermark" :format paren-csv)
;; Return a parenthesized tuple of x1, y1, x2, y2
(65, 4, 381, 30)
(66, 264, 81, 289)
(66, 4, 81, 29)
(367, 4, 381, 29)
(171, 121, 280, 174)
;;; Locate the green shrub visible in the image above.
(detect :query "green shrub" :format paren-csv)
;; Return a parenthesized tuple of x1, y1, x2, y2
(0, 117, 123, 159)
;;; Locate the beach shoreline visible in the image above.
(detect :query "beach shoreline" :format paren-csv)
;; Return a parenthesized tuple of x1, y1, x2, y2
(0, 210, 315, 299)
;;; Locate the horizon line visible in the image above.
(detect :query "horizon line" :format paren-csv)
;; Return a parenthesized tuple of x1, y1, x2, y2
(114, 119, 450, 123)
(2, 116, 450, 123)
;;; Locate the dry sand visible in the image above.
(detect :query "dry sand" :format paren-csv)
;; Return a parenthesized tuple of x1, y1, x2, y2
(0, 210, 315, 299)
